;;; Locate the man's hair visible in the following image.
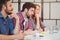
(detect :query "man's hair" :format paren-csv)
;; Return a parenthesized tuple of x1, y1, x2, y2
(0, 0, 10, 11)
(21, 2, 36, 12)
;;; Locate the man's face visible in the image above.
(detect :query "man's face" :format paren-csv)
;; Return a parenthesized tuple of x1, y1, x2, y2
(27, 8, 35, 17)
(5, 1, 13, 15)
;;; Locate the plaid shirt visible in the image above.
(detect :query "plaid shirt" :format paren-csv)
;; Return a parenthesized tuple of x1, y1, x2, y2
(12, 11, 33, 31)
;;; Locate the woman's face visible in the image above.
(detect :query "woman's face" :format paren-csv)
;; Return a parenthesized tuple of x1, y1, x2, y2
(35, 6, 40, 14)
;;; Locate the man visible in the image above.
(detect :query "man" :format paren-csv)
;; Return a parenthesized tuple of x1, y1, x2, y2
(12, 2, 36, 35)
(0, 0, 23, 40)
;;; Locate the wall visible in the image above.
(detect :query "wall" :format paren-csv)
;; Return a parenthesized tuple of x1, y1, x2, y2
(11, 0, 60, 27)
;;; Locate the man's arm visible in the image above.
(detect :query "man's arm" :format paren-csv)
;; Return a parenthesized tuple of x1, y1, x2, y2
(14, 17, 20, 34)
(10, 13, 20, 34)
(10, 13, 24, 39)
(24, 29, 35, 35)
(0, 34, 16, 40)
(0, 32, 24, 40)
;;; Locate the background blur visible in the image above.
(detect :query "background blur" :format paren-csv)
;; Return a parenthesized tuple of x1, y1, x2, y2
(11, 0, 60, 27)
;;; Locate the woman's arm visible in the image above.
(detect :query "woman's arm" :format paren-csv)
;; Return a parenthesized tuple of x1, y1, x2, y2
(35, 14, 43, 32)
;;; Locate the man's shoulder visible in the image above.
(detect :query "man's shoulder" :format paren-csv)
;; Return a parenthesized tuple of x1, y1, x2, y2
(17, 11, 23, 18)
(17, 11, 22, 15)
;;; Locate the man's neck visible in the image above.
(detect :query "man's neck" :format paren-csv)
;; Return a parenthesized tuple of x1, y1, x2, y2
(22, 11, 27, 18)
(1, 10, 8, 19)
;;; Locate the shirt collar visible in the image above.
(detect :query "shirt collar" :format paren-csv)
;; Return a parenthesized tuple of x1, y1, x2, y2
(0, 12, 3, 18)
(0, 12, 9, 19)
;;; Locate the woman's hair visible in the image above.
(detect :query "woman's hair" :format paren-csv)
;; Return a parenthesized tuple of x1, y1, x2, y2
(35, 4, 40, 8)
(32, 4, 41, 24)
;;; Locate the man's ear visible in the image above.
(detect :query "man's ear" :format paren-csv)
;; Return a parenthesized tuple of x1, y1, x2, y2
(3, 5, 6, 10)
(25, 8, 28, 13)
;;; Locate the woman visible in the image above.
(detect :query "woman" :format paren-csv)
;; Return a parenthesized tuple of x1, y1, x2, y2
(31, 4, 45, 32)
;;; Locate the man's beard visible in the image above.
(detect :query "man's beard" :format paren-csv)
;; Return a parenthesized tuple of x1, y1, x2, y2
(6, 11, 12, 15)
(5, 9, 13, 15)
(26, 12, 30, 19)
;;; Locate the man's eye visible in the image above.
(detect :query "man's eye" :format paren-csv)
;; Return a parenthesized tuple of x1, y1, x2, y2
(10, 4, 12, 7)
(32, 10, 34, 11)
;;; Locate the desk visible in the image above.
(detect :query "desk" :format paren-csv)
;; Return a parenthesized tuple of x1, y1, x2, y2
(24, 31, 60, 40)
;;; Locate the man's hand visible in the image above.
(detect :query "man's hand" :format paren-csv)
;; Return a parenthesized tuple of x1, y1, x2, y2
(15, 32, 24, 40)
(10, 12, 19, 20)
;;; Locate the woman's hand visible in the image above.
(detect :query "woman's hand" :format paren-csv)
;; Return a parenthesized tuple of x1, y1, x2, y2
(35, 14, 40, 19)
